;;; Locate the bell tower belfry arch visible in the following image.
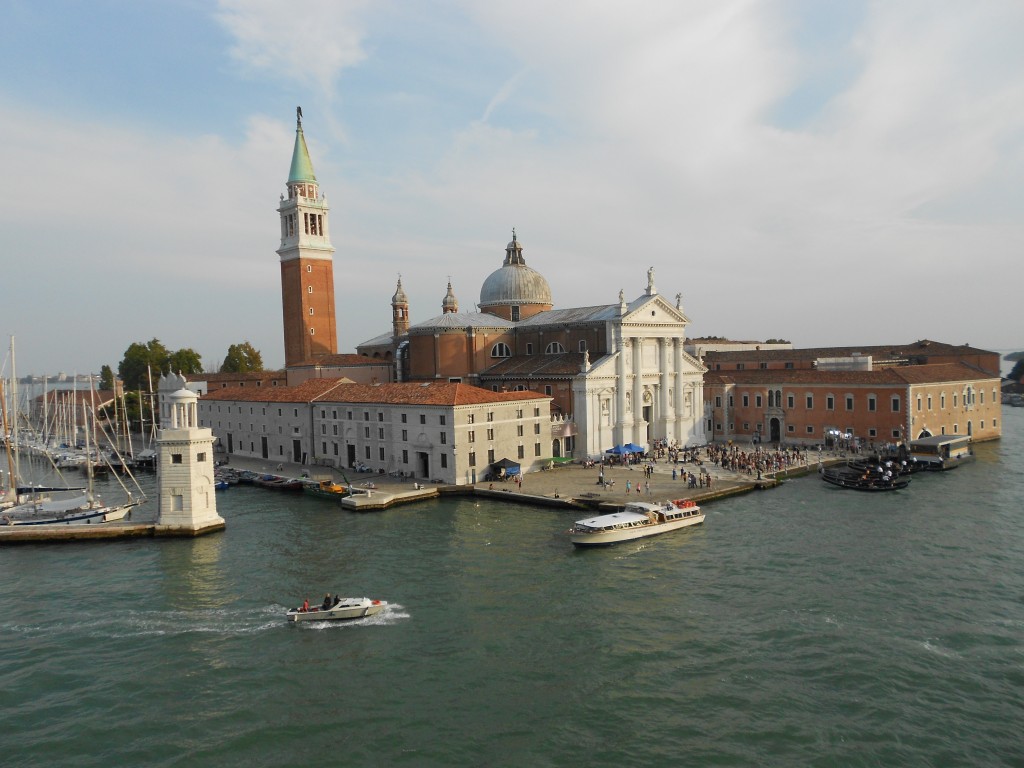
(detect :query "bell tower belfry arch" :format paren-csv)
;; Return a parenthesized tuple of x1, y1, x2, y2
(277, 107, 338, 367)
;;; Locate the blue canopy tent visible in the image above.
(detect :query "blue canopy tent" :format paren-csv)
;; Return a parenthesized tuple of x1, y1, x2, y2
(624, 443, 645, 454)
(605, 445, 628, 455)
(492, 458, 521, 476)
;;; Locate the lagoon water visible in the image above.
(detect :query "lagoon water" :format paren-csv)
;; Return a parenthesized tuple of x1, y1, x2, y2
(2, 409, 1023, 767)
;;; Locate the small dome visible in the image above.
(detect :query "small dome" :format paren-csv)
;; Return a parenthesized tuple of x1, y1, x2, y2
(479, 234, 552, 309)
(442, 280, 459, 313)
(392, 277, 408, 304)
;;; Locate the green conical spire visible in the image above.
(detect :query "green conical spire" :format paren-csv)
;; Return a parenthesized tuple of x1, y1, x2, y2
(288, 106, 317, 184)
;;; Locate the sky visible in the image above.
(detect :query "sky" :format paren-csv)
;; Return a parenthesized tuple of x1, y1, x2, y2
(2, 0, 1022, 377)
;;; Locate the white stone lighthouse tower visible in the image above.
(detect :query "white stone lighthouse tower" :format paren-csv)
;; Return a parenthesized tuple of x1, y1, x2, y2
(155, 373, 225, 536)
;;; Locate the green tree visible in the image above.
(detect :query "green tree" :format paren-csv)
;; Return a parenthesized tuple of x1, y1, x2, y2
(167, 348, 204, 375)
(98, 365, 115, 391)
(220, 341, 264, 373)
(1008, 359, 1024, 382)
(118, 339, 169, 391)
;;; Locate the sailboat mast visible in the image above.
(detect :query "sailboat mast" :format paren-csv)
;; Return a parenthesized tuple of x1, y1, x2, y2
(9, 336, 19, 486)
(1, 379, 16, 504)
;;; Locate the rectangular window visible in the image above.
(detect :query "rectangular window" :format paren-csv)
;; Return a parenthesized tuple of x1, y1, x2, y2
(742, 395, 749, 407)
(364, 427, 370, 438)
(806, 395, 813, 409)
(468, 414, 475, 424)
(320, 409, 326, 418)
(517, 425, 524, 437)
(759, 362, 767, 369)
(534, 423, 541, 435)
(402, 429, 408, 441)
(469, 452, 476, 467)
(332, 424, 338, 436)
(891, 397, 900, 412)
(487, 412, 494, 422)
(365, 446, 371, 459)
(534, 443, 541, 456)
(488, 449, 495, 464)
(364, 412, 370, 421)
(806, 425, 814, 434)
(728, 396, 734, 407)
(826, 395, 835, 410)
(401, 413, 407, 423)
(517, 445, 525, 459)
(402, 450, 408, 464)
(333, 443, 338, 456)
(715, 396, 722, 408)
(379, 447, 385, 460)
(927, 396, 932, 409)
(534, 408, 540, 417)
(440, 454, 447, 469)
(516, 408, 523, 419)
(322, 442, 327, 453)
(196, 452, 206, 462)
(378, 412, 384, 422)
(868, 429, 877, 437)
(440, 433, 447, 444)
(321, 424, 327, 435)
(378, 428, 385, 439)
(487, 429, 494, 441)
(440, 415, 447, 425)
(347, 411, 353, 420)
(545, 385, 552, 396)
(787, 394, 794, 408)
(526, 343, 534, 355)
(171, 454, 182, 464)
(868, 396, 876, 412)
(755, 395, 762, 408)
(787, 425, 794, 432)
(846, 395, 854, 411)
(468, 431, 475, 443)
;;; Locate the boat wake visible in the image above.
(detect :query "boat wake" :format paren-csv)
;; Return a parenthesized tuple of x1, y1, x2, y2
(5, 605, 282, 639)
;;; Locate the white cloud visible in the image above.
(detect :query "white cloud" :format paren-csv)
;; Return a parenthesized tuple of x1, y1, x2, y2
(215, 0, 371, 97)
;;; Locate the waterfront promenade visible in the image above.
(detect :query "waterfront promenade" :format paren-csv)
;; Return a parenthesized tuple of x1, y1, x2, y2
(220, 447, 832, 512)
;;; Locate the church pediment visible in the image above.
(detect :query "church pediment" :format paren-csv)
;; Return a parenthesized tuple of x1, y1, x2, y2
(621, 294, 689, 326)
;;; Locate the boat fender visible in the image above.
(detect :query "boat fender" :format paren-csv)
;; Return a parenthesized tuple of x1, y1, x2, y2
(372, 600, 381, 605)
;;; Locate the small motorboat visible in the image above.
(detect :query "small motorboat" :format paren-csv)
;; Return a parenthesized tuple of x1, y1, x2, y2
(286, 597, 387, 622)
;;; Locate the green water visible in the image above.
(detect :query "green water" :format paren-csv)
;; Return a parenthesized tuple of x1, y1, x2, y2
(2, 410, 1023, 766)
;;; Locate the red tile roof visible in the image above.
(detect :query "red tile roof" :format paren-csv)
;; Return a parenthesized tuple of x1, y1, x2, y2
(201, 379, 549, 407)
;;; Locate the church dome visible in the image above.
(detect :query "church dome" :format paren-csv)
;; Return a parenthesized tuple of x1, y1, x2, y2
(479, 233, 552, 310)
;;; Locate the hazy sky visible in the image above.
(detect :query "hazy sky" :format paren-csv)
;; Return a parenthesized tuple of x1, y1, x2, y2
(2, 0, 1022, 377)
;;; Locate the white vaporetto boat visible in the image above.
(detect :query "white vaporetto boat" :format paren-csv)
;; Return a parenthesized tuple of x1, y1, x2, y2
(286, 597, 387, 623)
(569, 499, 704, 547)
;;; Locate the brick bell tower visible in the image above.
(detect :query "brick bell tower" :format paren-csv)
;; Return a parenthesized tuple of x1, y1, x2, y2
(277, 107, 338, 367)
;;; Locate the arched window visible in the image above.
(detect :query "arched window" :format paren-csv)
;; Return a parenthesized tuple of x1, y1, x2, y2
(545, 342, 566, 355)
(491, 343, 511, 358)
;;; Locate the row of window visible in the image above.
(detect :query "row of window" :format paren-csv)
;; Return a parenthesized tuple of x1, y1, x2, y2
(717, 393, 901, 411)
(490, 341, 583, 358)
(716, 388, 995, 412)
(467, 444, 542, 466)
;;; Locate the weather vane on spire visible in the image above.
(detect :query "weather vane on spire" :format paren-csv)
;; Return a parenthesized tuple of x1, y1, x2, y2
(297, 106, 303, 127)
(512, 227, 517, 241)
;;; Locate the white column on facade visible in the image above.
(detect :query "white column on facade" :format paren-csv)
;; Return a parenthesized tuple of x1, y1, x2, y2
(632, 336, 643, 445)
(673, 339, 685, 441)
(615, 335, 628, 447)
(658, 338, 671, 442)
